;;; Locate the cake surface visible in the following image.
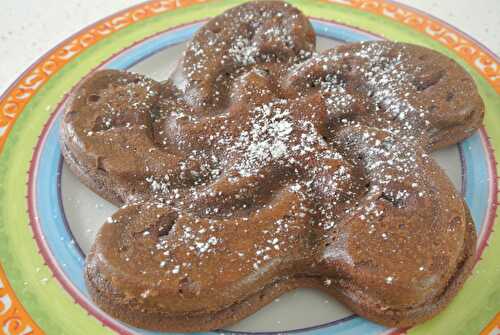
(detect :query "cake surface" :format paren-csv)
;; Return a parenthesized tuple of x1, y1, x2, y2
(60, 1, 483, 332)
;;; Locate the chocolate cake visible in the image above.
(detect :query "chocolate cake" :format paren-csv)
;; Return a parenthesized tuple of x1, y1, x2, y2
(60, 1, 483, 332)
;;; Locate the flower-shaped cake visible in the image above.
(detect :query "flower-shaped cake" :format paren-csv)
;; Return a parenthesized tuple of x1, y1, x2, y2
(60, 1, 483, 332)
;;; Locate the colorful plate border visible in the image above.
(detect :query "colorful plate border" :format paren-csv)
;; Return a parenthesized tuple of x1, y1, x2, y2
(24, 18, 496, 335)
(0, 1, 498, 335)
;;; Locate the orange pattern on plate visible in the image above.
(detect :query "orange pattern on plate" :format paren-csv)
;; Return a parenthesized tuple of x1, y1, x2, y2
(0, 0, 203, 153)
(0, 1, 497, 334)
(1, 0, 499, 153)
(326, 0, 499, 92)
(0, 264, 42, 334)
(481, 312, 500, 335)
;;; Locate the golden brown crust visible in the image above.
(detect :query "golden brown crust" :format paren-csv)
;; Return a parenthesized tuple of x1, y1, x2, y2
(59, 1, 483, 332)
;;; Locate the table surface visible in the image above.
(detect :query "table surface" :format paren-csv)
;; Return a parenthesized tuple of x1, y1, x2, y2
(0, 0, 498, 95)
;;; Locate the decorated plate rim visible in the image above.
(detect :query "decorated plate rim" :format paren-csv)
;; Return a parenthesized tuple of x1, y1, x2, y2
(0, 1, 498, 335)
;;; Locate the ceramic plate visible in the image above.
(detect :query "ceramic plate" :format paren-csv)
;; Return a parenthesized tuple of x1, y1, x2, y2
(0, 1, 499, 334)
